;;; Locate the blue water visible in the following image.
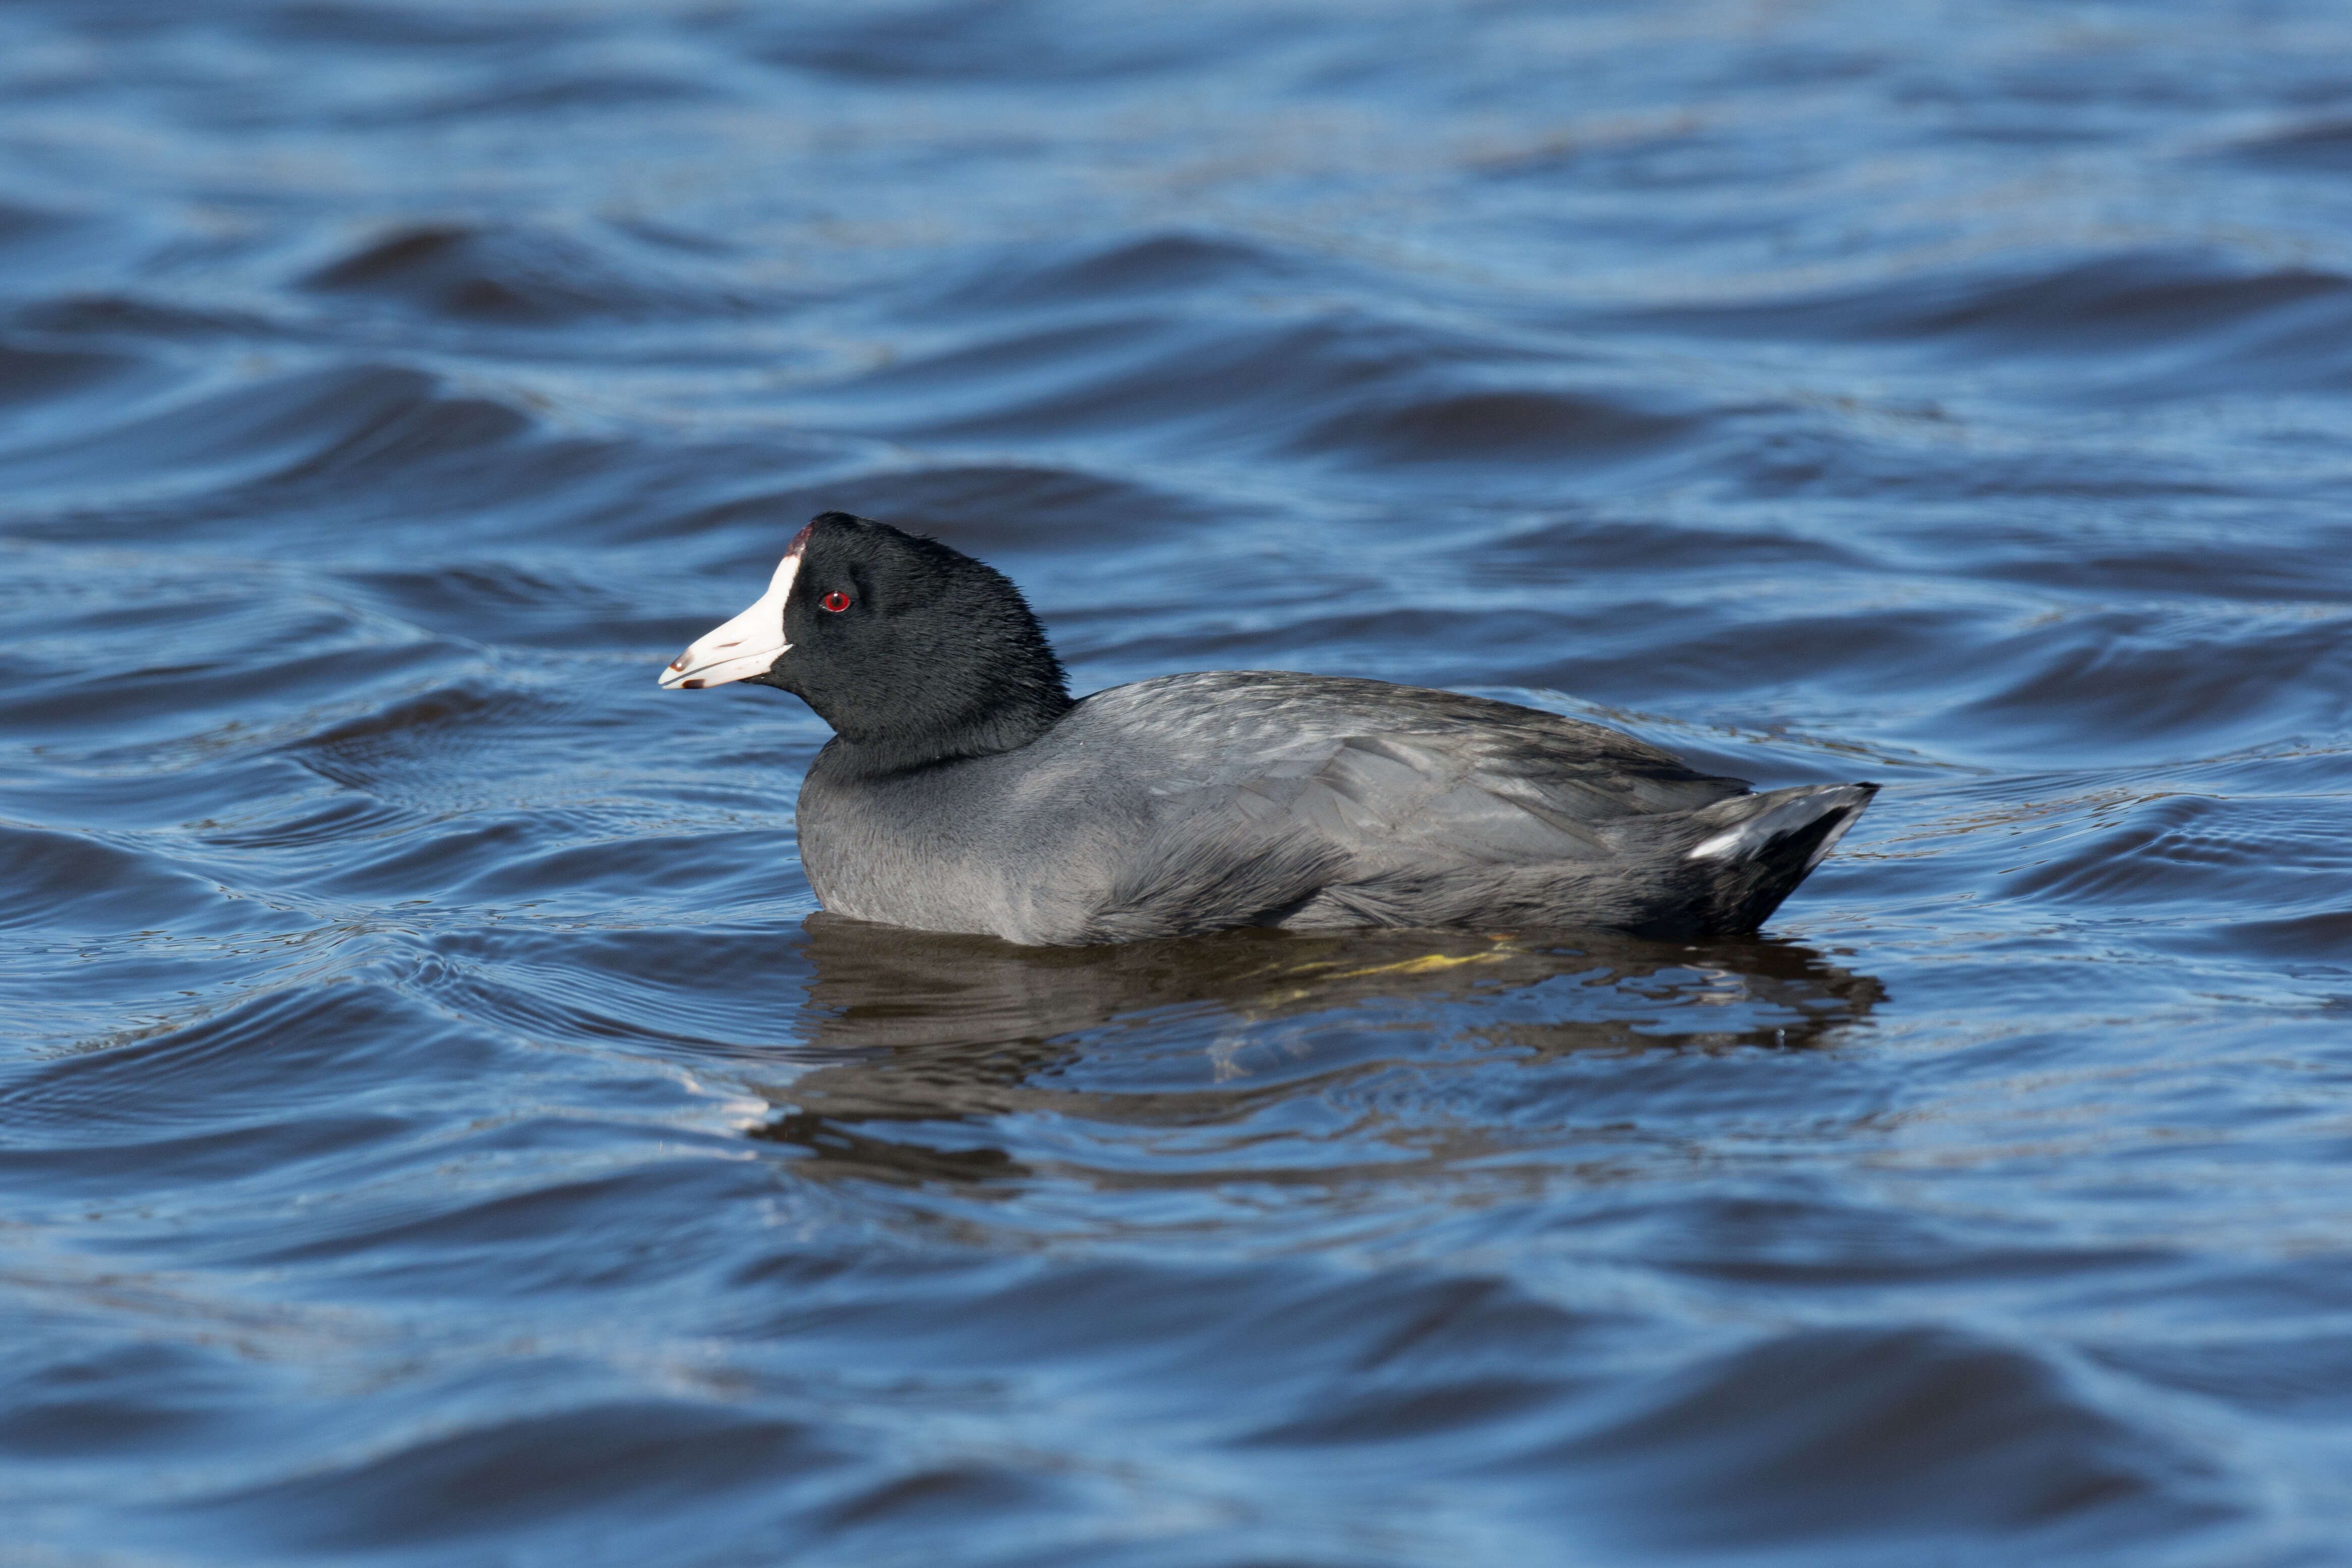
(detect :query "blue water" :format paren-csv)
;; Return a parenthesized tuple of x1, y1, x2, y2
(8, 2, 2352, 1562)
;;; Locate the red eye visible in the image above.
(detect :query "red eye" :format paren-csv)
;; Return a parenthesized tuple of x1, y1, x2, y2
(820, 590, 851, 613)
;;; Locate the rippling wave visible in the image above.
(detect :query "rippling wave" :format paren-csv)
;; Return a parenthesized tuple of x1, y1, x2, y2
(8, 2, 2352, 1563)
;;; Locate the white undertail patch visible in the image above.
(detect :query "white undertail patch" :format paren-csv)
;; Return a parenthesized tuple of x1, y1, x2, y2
(1688, 827, 1753, 861)
(1687, 786, 1868, 867)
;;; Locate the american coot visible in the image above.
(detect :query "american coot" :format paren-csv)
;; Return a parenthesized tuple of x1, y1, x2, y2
(661, 512, 1876, 946)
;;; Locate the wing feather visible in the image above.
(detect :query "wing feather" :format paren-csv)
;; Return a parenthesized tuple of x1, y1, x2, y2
(1065, 672, 1754, 937)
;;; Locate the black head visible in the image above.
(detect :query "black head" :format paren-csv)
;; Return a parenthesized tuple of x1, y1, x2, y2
(660, 511, 1072, 772)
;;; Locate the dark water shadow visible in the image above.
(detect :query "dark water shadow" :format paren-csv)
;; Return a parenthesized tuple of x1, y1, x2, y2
(748, 915, 1884, 1186)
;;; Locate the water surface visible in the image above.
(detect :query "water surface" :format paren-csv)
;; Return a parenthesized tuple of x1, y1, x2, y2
(8, 2, 2352, 1563)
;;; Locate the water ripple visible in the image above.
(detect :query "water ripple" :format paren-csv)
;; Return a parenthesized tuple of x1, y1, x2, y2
(7, 2, 2352, 1564)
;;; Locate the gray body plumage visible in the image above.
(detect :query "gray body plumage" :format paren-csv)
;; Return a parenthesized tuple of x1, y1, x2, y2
(798, 671, 1874, 946)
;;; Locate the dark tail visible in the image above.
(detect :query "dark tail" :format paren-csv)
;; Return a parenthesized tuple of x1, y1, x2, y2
(1689, 782, 1879, 932)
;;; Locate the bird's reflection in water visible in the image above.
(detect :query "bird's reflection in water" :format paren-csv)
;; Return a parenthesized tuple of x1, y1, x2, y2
(749, 914, 1884, 1186)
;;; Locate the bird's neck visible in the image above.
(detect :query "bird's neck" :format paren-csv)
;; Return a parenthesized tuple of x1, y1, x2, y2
(820, 686, 1076, 778)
